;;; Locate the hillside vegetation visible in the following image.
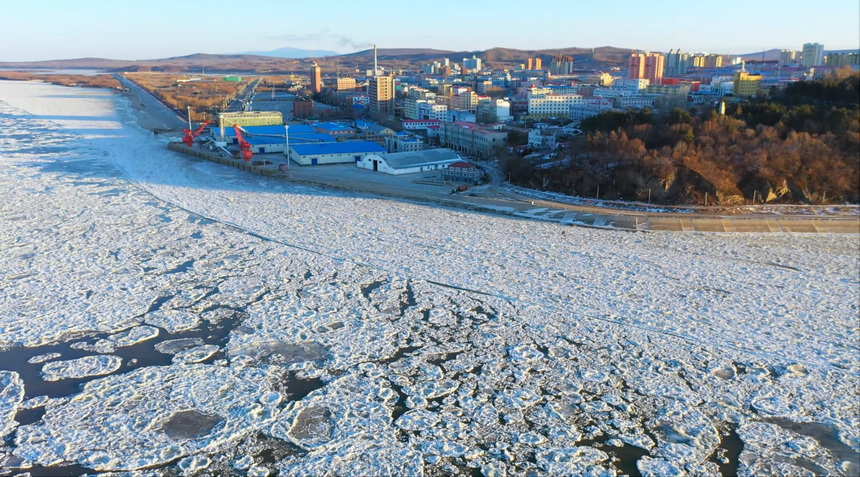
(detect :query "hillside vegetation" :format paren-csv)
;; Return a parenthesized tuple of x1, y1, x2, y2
(505, 72, 860, 205)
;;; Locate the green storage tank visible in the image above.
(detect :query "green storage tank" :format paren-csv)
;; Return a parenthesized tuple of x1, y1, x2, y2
(222, 76, 243, 82)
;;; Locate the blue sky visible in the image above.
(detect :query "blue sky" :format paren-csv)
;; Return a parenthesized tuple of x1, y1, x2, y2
(3, 0, 859, 61)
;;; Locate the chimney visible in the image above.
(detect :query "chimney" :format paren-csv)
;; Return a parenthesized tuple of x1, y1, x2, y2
(374, 44, 378, 77)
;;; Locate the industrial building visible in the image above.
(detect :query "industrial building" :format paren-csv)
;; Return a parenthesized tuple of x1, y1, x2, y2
(290, 141, 386, 166)
(218, 111, 283, 138)
(357, 148, 462, 175)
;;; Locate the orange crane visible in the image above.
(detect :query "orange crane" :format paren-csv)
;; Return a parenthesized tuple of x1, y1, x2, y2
(181, 120, 211, 148)
(233, 124, 254, 162)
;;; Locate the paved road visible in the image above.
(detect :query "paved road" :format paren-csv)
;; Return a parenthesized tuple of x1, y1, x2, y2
(276, 163, 859, 234)
(114, 74, 187, 131)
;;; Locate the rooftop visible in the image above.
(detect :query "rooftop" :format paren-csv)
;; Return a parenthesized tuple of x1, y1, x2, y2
(377, 148, 462, 170)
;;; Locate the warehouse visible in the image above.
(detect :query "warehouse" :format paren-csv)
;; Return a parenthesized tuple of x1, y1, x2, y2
(357, 148, 462, 175)
(289, 141, 386, 166)
(220, 125, 335, 145)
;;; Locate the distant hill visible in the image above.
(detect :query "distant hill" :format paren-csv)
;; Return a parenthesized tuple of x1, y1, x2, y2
(240, 47, 340, 58)
(0, 46, 637, 72)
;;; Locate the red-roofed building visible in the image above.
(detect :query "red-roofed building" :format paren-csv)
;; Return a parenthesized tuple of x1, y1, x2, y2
(442, 161, 484, 184)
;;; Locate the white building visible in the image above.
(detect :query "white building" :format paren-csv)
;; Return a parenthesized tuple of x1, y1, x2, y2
(526, 87, 583, 118)
(613, 78, 650, 91)
(528, 129, 557, 149)
(463, 56, 482, 71)
(801, 43, 824, 66)
(569, 98, 614, 121)
(615, 95, 657, 109)
(417, 101, 448, 121)
(357, 148, 462, 175)
(290, 141, 386, 166)
(386, 132, 424, 153)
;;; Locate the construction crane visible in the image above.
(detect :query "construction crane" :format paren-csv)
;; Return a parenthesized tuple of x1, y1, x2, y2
(232, 124, 254, 162)
(181, 120, 211, 148)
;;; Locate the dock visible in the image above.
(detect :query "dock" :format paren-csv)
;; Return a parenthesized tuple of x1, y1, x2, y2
(167, 142, 281, 176)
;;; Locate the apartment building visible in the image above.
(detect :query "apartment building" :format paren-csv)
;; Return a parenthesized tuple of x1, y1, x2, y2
(440, 122, 507, 158)
(526, 86, 583, 118)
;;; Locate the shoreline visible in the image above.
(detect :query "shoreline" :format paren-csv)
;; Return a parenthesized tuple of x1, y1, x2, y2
(111, 80, 860, 233)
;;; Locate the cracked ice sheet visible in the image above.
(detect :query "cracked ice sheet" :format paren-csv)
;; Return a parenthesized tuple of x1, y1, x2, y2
(0, 81, 858, 475)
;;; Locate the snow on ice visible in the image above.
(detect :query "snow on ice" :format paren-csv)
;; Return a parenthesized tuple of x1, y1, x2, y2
(0, 80, 858, 475)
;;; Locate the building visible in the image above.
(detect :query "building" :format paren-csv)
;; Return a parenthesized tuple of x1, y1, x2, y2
(218, 111, 283, 138)
(289, 141, 386, 166)
(293, 100, 314, 118)
(355, 120, 397, 145)
(477, 98, 512, 123)
(417, 101, 448, 121)
(310, 62, 322, 93)
(314, 122, 356, 138)
(802, 43, 824, 66)
(569, 98, 614, 121)
(463, 56, 482, 71)
(336, 77, 357, 91)
(780, 50, 798, 66)
(449, 90, 479, 112)
(402, 119, 442, 131)
(442, 161, 484, 184)
(704, 55, 722, 68)
(526, 86, 583, 118)
(734, 70, 763, 97)
(825, 53, 859, 67)
(550, 55, 575, 75)
(628, 53, 665, 84)
(385, 132, 424, 153)
(664, 50, 688, 77)
(358, 148, 463, 175)
(368, 75, 396, 116)
(440, 122, 507, 158)
(528, 129, 557, 149)
(614, 95, 657, 109)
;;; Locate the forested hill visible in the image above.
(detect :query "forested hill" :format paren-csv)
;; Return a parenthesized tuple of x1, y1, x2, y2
(507, 72, 859, 205)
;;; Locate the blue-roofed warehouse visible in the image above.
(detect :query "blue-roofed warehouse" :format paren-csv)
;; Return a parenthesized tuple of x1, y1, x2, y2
(290, 141, 386, 166)
(219, 125, 337, 154)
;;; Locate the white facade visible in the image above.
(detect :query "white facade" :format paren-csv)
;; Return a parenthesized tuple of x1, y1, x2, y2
(357, 148, 462, 175)
(447, 110, 476, 123)
(526, 87, 583, 117)
(801, 43, 824, 66)
(569, 99, 614, 121)
(417, 102, 448, 121)
(613, 78, 650, 91)
(528, 129, 557, 149)
(615, 95, 657, 109)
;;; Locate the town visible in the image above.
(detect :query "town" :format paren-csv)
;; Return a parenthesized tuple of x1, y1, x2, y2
(154, 42, 857, 207)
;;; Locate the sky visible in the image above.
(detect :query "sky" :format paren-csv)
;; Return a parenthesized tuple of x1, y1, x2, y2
(2, 0, 859, 62)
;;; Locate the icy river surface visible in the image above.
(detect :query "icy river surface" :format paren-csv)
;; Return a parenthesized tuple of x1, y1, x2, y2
(0, 81, 858, 476)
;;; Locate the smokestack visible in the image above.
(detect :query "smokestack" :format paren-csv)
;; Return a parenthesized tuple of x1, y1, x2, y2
(374, 44, 378, 76)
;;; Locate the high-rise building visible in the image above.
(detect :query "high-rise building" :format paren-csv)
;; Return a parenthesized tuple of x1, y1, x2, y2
(825, 53, 860, 67)
(534, 57, 542, 70)
(336, 77, 357, 92)
(527, 58, 534, 70)
(628, 53, 664, 84)
(463, 56, 482, 71)
(310, 62, 322, 94)
(704, 55, 722, 68)
(801, 43, 824, 66)
(368, 75, 395, 116)
(550, 55, 575, 75)
(780, 50, 798, 66)
(664, 50, 688, 76)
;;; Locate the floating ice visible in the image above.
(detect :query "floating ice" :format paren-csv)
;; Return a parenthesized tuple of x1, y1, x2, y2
(40, 355, 122, 381)
(27, 353, 62, 364)
(172, 345, 220, 364)
(0, 371, 25, 439)
(14, 364, 279, 471)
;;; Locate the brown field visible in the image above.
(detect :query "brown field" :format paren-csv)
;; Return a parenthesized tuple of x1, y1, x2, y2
(125, 73, 253, 120)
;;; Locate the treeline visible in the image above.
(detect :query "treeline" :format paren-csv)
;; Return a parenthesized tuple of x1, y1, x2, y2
(504, 72, 859, 205)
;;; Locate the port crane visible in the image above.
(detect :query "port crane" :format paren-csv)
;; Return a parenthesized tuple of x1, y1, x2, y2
(181, 120, 211, 148)
(232, 124, 254, 162)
